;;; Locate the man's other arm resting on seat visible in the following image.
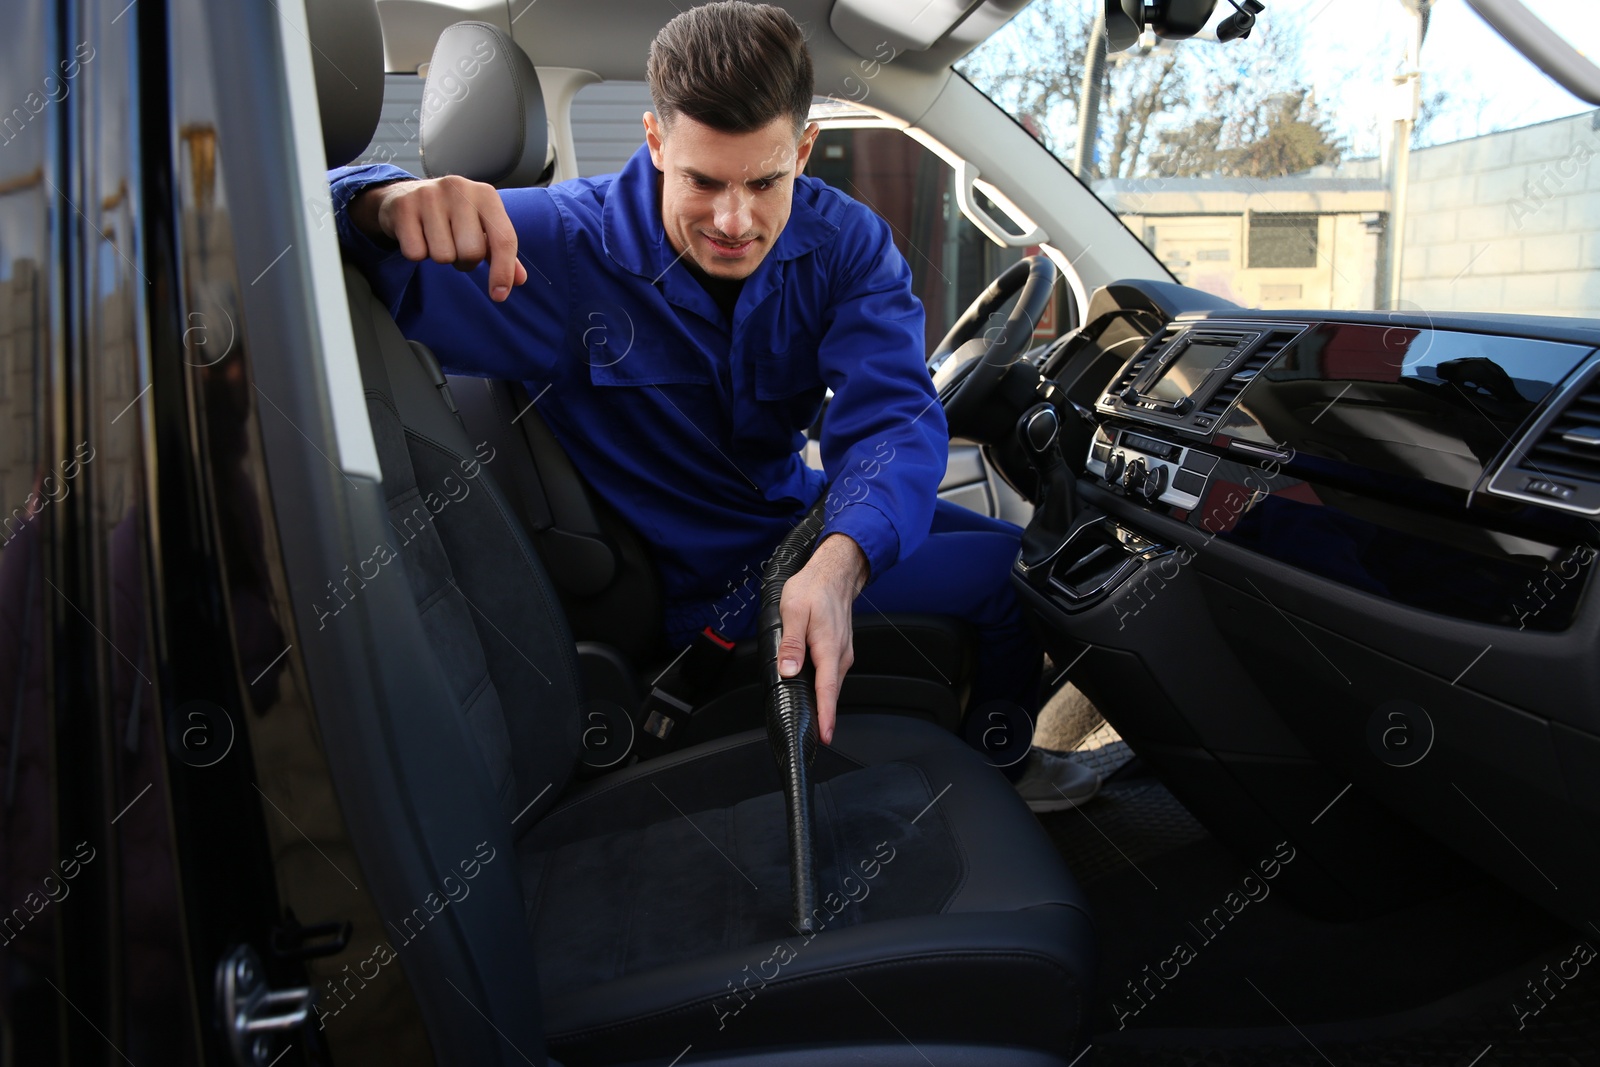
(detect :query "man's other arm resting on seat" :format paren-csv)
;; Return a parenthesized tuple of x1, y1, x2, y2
(328, 165, 570, 384)
(778, 204, 947, 746)
(345, 173, 528, 300)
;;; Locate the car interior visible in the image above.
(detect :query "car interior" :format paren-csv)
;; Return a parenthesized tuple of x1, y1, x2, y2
(6, 0, 1600, 1064)
(303, 1, 1600, 1061)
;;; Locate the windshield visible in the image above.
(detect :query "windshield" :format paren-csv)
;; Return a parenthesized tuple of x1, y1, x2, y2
(959, 0, 1600, 319)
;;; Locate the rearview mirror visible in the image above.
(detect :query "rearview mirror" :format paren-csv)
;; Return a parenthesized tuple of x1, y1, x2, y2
(1106, 0, 1219, 52)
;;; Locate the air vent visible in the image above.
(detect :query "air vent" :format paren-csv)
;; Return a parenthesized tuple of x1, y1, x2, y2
(1107, 328, 1180, 398)
(1523, 389, 1600, 482)
(1199, 329, 1298, 418)
(1486, 358, 1600, 515)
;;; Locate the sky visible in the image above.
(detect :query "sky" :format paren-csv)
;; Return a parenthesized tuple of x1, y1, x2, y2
(1261, 0, 1596, 155)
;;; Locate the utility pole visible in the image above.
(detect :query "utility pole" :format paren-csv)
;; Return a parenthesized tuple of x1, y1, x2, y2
(1385, 0, 1433, 309)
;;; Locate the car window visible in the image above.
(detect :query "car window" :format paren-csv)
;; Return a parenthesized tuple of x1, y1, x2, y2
(351, 72, 425, 175)
(808, 126, 1039, 355)
(960, 0, 1600, 319)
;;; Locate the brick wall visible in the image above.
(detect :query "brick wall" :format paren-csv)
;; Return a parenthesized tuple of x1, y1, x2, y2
(1403, 109, 1600, 317)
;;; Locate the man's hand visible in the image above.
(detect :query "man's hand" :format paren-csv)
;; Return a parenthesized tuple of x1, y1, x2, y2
(350, 176, 528, 302)
(777, 533, 869, 746)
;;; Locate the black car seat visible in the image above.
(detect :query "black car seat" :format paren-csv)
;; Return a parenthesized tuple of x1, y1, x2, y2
(404, 25, 978, 741)
(318, 6, 1096, 1064)
(448, 373, 978, 739)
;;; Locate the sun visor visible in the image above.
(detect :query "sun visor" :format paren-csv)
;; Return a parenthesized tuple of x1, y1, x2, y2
(829, 0, 1031, 58)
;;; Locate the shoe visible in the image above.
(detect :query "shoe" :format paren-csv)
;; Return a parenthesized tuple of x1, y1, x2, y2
(1013, 748, 1102, 813)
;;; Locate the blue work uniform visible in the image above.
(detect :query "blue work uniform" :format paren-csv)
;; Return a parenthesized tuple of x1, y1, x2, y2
(329, 145, 1042, 713)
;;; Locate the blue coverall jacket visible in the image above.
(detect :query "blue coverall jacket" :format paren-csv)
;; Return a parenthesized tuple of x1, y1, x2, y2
(329, 143, 949, 645)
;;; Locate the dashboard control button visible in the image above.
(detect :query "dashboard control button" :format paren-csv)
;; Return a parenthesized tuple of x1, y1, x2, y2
(1124, 457, 1148, 494)
(1139, 464, 1168, 502)
(1181, 451, 1220, 474)
(1525, 477, 1576, 501)
(1173, 469, 1207, 496)
(1105, 450, 1126, 485)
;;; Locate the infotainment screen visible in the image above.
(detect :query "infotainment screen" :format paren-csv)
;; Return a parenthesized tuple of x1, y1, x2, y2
(1145, 339, 1239, 403)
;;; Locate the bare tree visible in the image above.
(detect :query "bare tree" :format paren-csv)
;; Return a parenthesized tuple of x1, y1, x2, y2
(961, 0, 1344, 180)
(957, 0, 1095, 159)
(1104, 51, 1187, 178)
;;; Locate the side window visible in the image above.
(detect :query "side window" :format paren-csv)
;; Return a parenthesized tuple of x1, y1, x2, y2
(572, 81, 658, 178)
(808, 127, 1041, 355)
(351, 72, 426, 176)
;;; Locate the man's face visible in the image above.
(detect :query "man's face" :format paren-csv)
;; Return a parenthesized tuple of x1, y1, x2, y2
(644, 112, 819, 281)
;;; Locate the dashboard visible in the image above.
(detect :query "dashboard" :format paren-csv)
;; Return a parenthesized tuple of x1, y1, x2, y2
(1068, 311, 1600, 631)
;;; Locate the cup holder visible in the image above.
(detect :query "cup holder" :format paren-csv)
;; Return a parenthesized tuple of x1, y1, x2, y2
(1046, 519, 1167, 609)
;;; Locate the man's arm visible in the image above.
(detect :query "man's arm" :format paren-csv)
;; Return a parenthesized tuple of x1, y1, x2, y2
(776, 531, 870, 745)
(776, 203, 948, 744)
(343, 171, 527, 300)
(327, 165, 570, 382)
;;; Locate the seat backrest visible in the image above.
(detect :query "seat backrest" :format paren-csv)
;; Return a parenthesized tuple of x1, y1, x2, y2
(418, 20, 668, 663)
(344, 263, 584, 825)
(450, 375, 667, 664)
(309, 3, 561, 1059)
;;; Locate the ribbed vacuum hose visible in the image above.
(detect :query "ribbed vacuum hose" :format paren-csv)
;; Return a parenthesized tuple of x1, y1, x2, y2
(760, 493, 830, 935)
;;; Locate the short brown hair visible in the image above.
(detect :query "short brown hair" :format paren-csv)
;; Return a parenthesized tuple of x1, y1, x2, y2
(646, 2, 813, 136)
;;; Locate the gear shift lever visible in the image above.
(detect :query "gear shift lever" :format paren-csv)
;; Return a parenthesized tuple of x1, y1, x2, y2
(1017, 402, 1077, 584)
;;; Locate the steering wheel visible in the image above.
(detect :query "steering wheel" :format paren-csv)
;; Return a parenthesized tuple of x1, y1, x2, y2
(929, 255, 1057, 433)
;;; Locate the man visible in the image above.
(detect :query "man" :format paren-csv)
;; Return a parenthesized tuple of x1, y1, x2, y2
(328, 1, 1097, 808)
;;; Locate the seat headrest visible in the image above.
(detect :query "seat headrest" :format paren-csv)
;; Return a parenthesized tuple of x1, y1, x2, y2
(306, 0, 387, 168)
(420, 22, 550, 188)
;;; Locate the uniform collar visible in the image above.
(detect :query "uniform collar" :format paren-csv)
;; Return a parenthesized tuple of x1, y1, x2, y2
(602, 142, 839, 284)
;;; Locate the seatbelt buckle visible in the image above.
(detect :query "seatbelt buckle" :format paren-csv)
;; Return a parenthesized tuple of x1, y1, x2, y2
(680, 625, 737, 690)
(640, 688, 693, 741)
(636, 627, 739, 749)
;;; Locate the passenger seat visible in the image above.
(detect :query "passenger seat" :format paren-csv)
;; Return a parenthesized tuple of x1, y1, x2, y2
(408, 23, 977, 742)
(318, 8, 1098, 1064)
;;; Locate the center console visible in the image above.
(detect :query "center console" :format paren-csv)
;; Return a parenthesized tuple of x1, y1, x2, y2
(1016, 319, 1307, 615)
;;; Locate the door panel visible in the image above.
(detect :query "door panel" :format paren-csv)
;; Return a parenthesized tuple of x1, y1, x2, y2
(0, 1, 68, 1060)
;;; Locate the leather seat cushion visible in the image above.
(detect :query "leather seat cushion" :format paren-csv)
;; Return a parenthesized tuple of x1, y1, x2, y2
(518, 715, 1095, 1063)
